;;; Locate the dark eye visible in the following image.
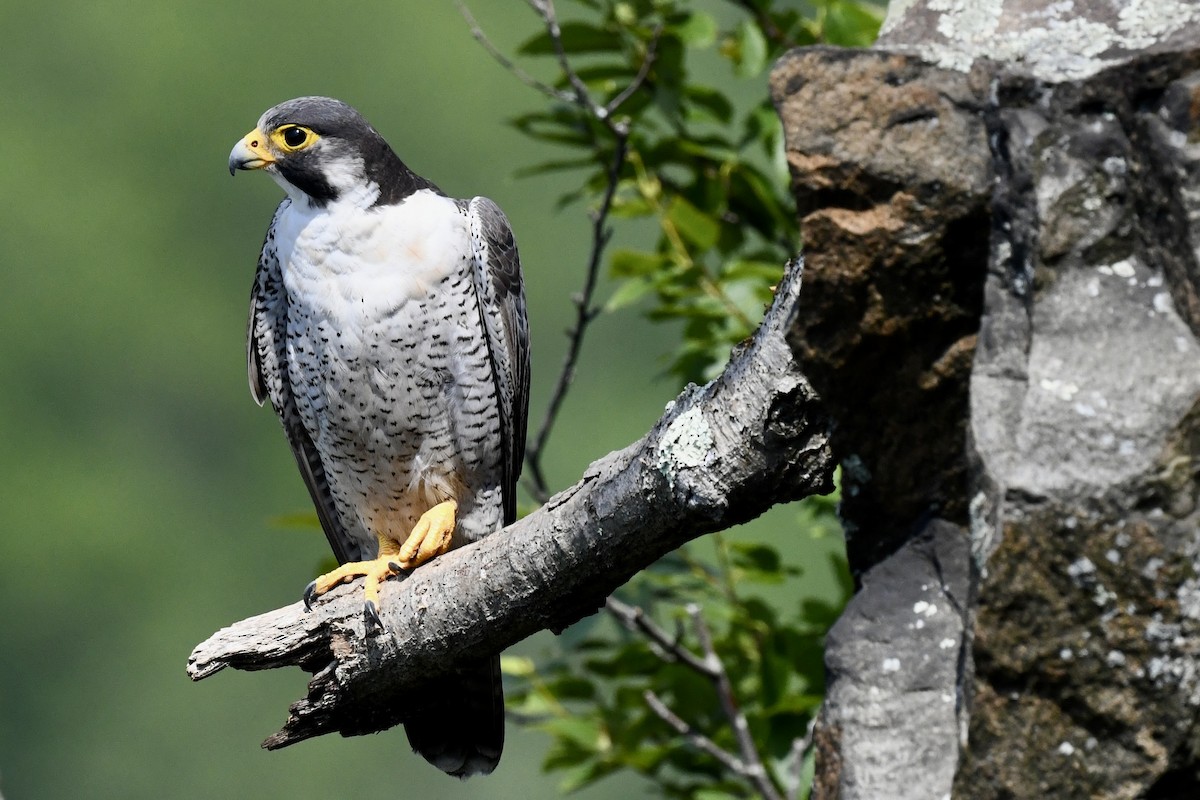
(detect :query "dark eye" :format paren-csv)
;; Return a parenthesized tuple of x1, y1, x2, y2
(282, 126, 308, 148)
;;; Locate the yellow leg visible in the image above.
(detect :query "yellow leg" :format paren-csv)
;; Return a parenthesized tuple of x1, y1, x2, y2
(302, 500, 458, 632)
(395, 499, 458, 569)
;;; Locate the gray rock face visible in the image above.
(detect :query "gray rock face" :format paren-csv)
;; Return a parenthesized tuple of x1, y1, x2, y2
(877, 0, 1200, 81)
(817, 521, 973, 800)
(962, 54, 1200, 799)
(773, 5, 1200, 798)
(973, 83, 1200, 512)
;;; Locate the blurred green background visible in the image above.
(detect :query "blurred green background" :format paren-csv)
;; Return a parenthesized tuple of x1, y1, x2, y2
(0, 1, 845, 797)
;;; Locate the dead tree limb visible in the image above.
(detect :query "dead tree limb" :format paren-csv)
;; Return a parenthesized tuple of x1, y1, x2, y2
(187, 255, 835, 750)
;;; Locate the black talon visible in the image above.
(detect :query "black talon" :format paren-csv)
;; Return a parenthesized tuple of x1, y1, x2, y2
(364, 600, 384, 634)
(303, 580, 317, 611)
(387, 561, 403, 574)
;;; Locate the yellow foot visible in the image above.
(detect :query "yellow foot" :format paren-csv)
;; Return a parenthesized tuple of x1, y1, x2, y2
(395, 499, 458, 570)
(303, 556, 399, 632)
(301, 501, 459, 633)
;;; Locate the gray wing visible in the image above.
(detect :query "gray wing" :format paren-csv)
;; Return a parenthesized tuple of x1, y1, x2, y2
(247, 201, 363, 564)
(465, 197, 530, 526)
(405, 198, 525, 777)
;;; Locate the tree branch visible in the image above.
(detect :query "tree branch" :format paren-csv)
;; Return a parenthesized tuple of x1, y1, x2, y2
(526, 129, 627, 501)
(454, 1, 571, 103)
(612, 596, 786, 800)
(604, 596, 715, 677)
(687, 603, 782, 800)
(643, 690, 752, 778)
(526, 0, 605, 119)
(519, 9, 660, 502)
(786, 716, 818, 800)
(187, 256, 833, 751)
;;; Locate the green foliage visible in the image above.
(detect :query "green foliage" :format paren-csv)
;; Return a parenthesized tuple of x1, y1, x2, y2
(499, 0, 880, 796)
(514, 0, 883, 383)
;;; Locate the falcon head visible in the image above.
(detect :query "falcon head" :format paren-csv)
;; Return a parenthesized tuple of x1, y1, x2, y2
(229, 96, 432, 207)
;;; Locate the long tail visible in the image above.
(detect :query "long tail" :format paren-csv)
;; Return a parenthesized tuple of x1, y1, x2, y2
(404, 655, 504, 778)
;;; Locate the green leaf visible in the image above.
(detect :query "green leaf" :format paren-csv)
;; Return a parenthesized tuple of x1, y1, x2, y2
(742, 102, 784, 154)
(729, 541, 786, 578)
(511, 110, 595, 148)
(548, 675, 598, 701)
(558, 758, 618, 793)
(569, 63, 638, 89)
(609, 193, 656, 218)
(823, 1, 884, 47)
(740, 596, 780, 629)
(723, 259, 785, 283)
(732, 19, 768, 78)
(673, 11, 717, 47)
(649, 36, 686, 123)
(675, 135, 739, 162)
(500, 654, 536, 677)
(605, 277, 655, 312)
(542, 737, 592, 772)
(518, 21, 624, 56)
(658, 662, 719, 716)
(585, 642, 662, 676)
(666, 195, 720, 251)
(508, 688, 561, 719)
(612, 1, 638, 27)
(695, 789, 740, 800)
(762, 693, 825, 717)
(609, 248, 666, 278)
(621, 742, 670, 771)
(728, 165, 796, 240)
(684, 85, 734, 124)
(543, 716, 607, 751)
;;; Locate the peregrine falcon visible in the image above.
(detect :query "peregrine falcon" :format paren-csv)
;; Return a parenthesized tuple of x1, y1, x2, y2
(229, 96, 529, 777)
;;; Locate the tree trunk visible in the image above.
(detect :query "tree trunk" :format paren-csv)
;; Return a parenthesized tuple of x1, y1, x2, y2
(771, 2, 1200, 796)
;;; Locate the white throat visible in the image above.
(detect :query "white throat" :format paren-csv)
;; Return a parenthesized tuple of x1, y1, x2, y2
(268, 154, 381, 210)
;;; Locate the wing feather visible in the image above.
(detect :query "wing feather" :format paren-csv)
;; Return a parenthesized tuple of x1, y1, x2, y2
(465, 197, 530, 526)
(247, 202, 363, 564)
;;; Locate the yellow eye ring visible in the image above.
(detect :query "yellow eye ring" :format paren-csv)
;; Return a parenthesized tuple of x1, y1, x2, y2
(272, 125, 318, 152)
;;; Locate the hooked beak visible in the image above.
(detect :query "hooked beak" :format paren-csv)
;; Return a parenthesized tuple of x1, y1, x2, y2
(228, 128, 275, 175)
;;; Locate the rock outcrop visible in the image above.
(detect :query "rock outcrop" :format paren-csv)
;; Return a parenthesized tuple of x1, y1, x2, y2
(772, 2, 1200, 795)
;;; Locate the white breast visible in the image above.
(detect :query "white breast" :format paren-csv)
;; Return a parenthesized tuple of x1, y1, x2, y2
(275, 189, 468, 325)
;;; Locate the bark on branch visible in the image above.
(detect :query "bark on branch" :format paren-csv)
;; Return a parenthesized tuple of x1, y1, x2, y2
(187, 256, 834, 749)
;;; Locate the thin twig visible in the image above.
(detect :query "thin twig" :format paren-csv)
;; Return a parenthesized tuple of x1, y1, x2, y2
(604, 596, 715, 677)
(518, 3, 658, 501)
(473, 0, 659, 501)
(455, 1, 571, 102)
(605, 26, 662, 117)
(688, 603, 784, 800)
(526, 129, 627, 501)
(614, 596, 784, 799)
(786, 715, 819, 800)
(643, 690, 750, 776)
(528, 0, 606, 118)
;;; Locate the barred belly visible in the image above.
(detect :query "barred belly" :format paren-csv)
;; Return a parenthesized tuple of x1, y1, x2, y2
(282, 224, 505, 557)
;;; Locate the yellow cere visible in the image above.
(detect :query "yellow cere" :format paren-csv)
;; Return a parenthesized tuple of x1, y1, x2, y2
(237, 128, 276, 165)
